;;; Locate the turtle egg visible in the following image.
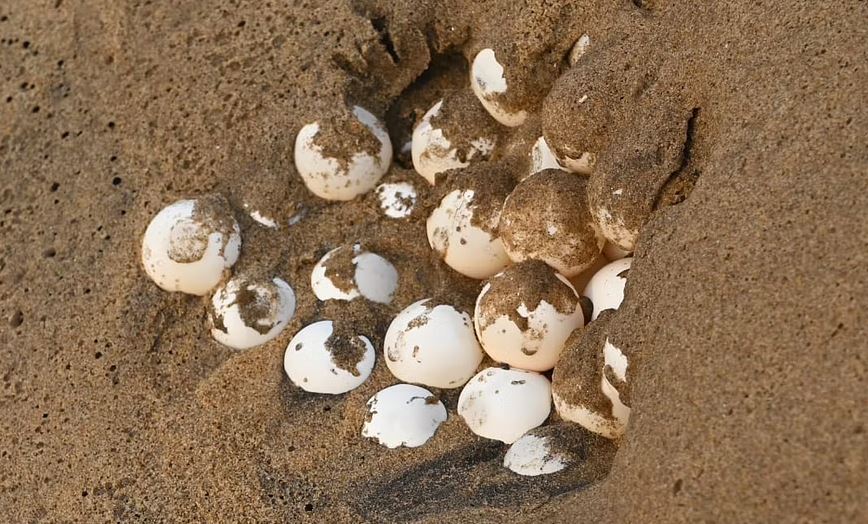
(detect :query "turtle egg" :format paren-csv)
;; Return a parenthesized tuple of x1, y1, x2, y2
(209, 276, 296, 350)
(583, 257, 631, 320)
(471, 48, 528, 127)
(530, 136, 567, 175)
(375, 181, 417, 219)
(311, 243, 398, 304)
(294, 106, 392, 201)
(504, 432, 568, 476)
(474, 261, 584, 371)
(427, 188, 510, 279)
(411, 94, 499, 185)
(384, 299, 483, 389)
(362, 384, 447, 448)
(284, 320, 376, 394)
(141, 196, 241, 296)
(504, 422, 616, 477)
(457, 367, 551, 443)
(601, 338, 630, 431)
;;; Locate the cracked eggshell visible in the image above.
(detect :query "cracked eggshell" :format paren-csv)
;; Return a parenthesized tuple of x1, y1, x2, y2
(294, 106, 392, 201)
(583, 257, 631, 321)
(601, 337, 630, 429)
(504, 433, 568, 476)
(284, 320, 375, 394)
(384, 299, 483, 389)
(530, 136, 566, 175)
(376, 181, 417, 219)
(471, 48, 528, 127)
(141, 196, 241, 296)
(362, 384, 447, 448)
(311, 244, 398, 304)
(474, 261, 584, 371)
(209, 276, 296, 350)
(458, 367, 551, 443)
(504, 422, 617, 477)
(500, 170, 604, 277)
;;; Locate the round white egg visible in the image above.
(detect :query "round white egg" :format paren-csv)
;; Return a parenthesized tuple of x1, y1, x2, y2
(457, 367, 551, 443)
(427, 189, 510, 279)
(470, 48, 528, 127)
(384, 299, 483, 389)
(362, 384, 447, 448)
(375, 181, 417, 219)
(283, 320, 376, 394)
(141, 198, 241, 296)
(583, 257, 632, 320)
(210, 276, 296, 350)
(504, 432, 568, 476)
(294, 106, 393, 201)
(310, 244, 398, 304)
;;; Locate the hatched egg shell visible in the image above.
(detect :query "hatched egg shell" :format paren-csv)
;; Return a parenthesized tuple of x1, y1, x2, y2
(457, 367, 551, 443)
(530, 136, 567, 175)
(210, 276, 296, 350)
(471, 48, 528, 127)
(294, 106, 392, 201)
(601, 337, 631, 427)
(583, 257, 632, 320)
(362, 384, 447, 448)
(504, 422, 617, 477)
(376, 181, 417, 219)
(504, 433, 568, 477)
(384, 299, 483, 389)
(141, 196, 241, 296)
(310, 244, 398, 304)
(284, 320, 375, 394)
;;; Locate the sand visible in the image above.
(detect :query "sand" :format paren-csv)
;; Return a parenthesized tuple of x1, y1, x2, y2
(1, 0, 866, 522)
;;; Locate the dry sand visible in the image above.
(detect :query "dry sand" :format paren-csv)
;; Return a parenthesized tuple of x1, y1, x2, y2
(1, 0, 866, 522)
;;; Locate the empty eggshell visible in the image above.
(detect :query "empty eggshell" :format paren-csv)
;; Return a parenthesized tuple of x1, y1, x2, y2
(474, 261, 584, 371)
(504, 422, 617, 477)
(375, 181, 417, 219)
(209, 276, 296, 350)
(568, 34, 591, 66)
(384, 299, 483, 389)
(471, 48, 528, 127)
(601, 337, 631, 430)
(310, 243, 398, 304)
(141, 196, 241, 296)
(583, 257, 631, 320)
(500, 170, 604, 277)
(530, 136, 566, 175)
(457, 367, 551, 443)
(294, 106, 393, 201)
(362, 384, 448, 448)
(504, 433, 568, 476)
(284, 320, 376, 394)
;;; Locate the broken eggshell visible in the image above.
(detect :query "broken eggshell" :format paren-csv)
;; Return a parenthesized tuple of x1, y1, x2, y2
(470, 48, 529, 127)
(362, 384, 448, 448)
(375, 181, 417, 219)
(209, 276, 296, 350)
(310, 243, 399, 304)
(283, 320, 376, 394)
(583, 257, 631, 321)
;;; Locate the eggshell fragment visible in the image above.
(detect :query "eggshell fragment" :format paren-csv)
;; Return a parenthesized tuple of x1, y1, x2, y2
(457, 367, 551, 443)
(504, 433, 568, 476)
(470, 48, 528, 127)
(362, 384, 447, 448)
(141, 196, 241, 296)
(384, 299, 483, 389)
(294, 106, 392, 201)
(284, 320, 376, 394)
(530, 136, 566, 175)
(583, 257, 631, 321)
(474, 261, 584, 371)
(209, 276, 296, 350)
(375, 181, 417, 219)
(504, 422, 617, 478)
(311, 244, 398, 304)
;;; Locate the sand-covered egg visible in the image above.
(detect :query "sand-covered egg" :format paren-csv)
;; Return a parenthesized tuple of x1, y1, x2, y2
(426, 171, 513, 279)
(411, 92, 500, 185)
(471, 48, 528, 127)
(474, 261, 584, 371)
(141, 195, 241, 296)
(375, 181, 417, 219)
(209, 276, 296, 350)
(362, 384, 447, 448)
(457, 367, 551, 443)
(284, 320, 376, 394)
(294, 106, 392, 201)
(504, 422, 617, 477)
(311, 243, 398, 304)
(500, 169, 604, 277)
(583, 257, 631, 321)
(384, 299, 483, 389)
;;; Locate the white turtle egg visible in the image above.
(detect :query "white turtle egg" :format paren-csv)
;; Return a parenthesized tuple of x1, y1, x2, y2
(530, 136, 566, 175)
(310, 243, 398, 304)
(284, 320, 376, 394)
(474, 261, 584, 371)
(209, 276, 296, 350)
(458, 367, 551, 443)
(470, 48, 528, 127)
(141, 196, 241, 296)
(601, 338, 630, 430)
(504, 433, 567, 476)
(294, 106, 393, 201)
(427, 189, 510, 279)
(362, 384, 447, 448)
(375, 181, 417, 219)
(384, 299, 483, 389)
(583, 257, 632, 320)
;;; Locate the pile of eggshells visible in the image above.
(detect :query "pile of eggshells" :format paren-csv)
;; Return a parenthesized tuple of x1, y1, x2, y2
(140, 36, 639, 477)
